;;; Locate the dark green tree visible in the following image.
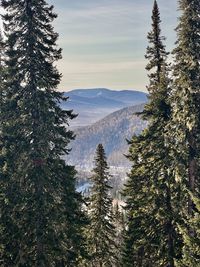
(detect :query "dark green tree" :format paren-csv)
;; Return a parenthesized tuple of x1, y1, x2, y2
(122, 1, 180, 266)
(0, 29, 4, 126)
(171, 0, 200, 214)
(0, 29, 3, 70)
(0, 29, 5, 116)
(113, 201, 125, 267)
(170, 0, 200, 264)
(0, 1, 86, 266)
(0, 28, 5, 259)
(176, 194, 200, 267)
(87, 144, 117, 267)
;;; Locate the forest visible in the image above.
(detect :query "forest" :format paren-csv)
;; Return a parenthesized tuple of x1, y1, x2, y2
(0, 0, 200, 266)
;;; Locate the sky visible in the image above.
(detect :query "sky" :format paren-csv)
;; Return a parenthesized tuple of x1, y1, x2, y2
(1, 1, 179, 92)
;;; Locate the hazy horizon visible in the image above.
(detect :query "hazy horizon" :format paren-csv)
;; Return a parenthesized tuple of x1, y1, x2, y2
(49, 0, 178, 92)
(1, 1, 179, 92)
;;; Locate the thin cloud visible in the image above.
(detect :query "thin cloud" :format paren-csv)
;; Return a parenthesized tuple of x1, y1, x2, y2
(1, 0, 178, 91)
(61, 60, 147, 74)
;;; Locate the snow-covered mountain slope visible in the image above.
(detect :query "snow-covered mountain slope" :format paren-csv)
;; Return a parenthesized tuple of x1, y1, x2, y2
(62, 88, 148, 127)
(66, 104, 147, 169)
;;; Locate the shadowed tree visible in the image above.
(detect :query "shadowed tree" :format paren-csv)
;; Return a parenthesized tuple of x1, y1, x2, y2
(170, 0, 200, 265)
(122, 1, 181, 266)
(0, 1, 86, 266)
(86, 144, 117, 267)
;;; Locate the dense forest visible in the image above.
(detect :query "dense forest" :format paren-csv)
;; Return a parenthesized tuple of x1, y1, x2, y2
(0, 0, 200, 266)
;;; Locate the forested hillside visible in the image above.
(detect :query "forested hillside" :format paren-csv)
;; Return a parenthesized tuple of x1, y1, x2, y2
(67, 104, 146, 168)
(0, 0, 200, 266)
(62, 88, 147, 127)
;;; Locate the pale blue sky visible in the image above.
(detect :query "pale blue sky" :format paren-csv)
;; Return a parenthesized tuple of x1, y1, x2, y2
(1, 1, 179, 92)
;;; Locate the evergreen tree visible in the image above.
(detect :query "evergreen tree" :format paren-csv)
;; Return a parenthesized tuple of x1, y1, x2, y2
(113, 201, 125, 267)
(0, 28, 5, 259)
(0, 29, 4, 71)
(0, 1, 86, 266)
(0, 29, 5, 119)
(170, 0, 200, 264)
(171, 0, 200, 214)
(176, 194, 200, 267)
(86, 144, 117, 267)
(122, 1, 180, 266)
(0, 29, 4, 129)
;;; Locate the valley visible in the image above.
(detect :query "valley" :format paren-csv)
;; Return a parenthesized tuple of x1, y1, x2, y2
(63, 88, 148, 194)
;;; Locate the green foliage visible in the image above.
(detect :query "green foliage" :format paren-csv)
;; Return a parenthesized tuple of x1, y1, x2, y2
(171, 0, 200, 264)
(0, 29, 5, 117)
(0, 0, 200, 266)
(69, 104, 146, 168)
(175, 194, 200, 267)
(113, 201, 126, 267)
(171, 0, 200, 190)
(0, 29, 4, 69)
(123, 1, 181, 266)
(0, 29, 5, 260)
(0, 0, 86, 266)
(86, 144, 117, 267)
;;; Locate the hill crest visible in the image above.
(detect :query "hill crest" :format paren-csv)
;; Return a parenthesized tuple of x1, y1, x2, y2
(66, 103, 147, 169)
(62, 88, 148, 127)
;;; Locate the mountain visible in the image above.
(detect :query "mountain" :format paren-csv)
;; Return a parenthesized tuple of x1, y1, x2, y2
(66, 104, 147, 169)
(62, 88, 148, 127)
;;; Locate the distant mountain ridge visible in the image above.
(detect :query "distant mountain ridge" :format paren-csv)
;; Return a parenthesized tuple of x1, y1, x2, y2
(62, 88, 148, 127)
(66, 88, 147, 103)
(66, 104, 147, 169)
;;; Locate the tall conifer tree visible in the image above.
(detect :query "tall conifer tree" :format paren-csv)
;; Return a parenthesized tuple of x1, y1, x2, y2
(171, 0, 200, 215)
(87, 144, 117, 267)
(111, 202, 125, 267)
(172, 0, 200, 207)
(177, 195, 200, 266)
(171, 0, 200, 265)
(122, 1, 180, 266)
(0, 29, 4, 117)
(0, 30, 3, 70)
(0, 29, 4, 126)
(0, 1, 86, 266)
(0, 28, 5, 259)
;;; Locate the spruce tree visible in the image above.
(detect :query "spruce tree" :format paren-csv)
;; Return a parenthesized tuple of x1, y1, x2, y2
(0, 29, 5, 117)
(171, 0, 200, 264)
(113, 202, 125, 267)
(176, 194, 200, 267)
(0, 29, 4, 128)
(0, 29, 3, 71)
(0, 28, 5, 259)
(122, 1, 180, 266)
(171, 0, 200, 215)
(87, 144, 117, 267)
(0, 1, 86, 266)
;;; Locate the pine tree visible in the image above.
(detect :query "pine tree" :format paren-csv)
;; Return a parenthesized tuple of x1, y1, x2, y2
(86, 144, 117, 267)
(0, 29, 5, 119)
(0, 1, 86, 266)
(176, 194, 200, 267)
(0, 29, 4, 71)
(171, 0, 200, 214)
(0, 29, 4, 129)
(122, 1, 180, 266)
(170, 0, 200, 264)
(113, 201, 125, 267)
(0, 28, 5, 260)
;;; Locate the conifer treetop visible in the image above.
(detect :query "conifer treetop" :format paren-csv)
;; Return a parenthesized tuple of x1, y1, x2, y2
(87, 144, 117, 267)
(0, 1, 85, 265)
(145, 0, 168, 93)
